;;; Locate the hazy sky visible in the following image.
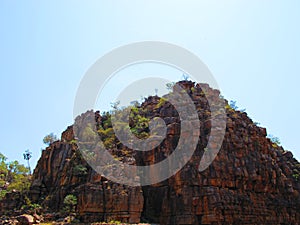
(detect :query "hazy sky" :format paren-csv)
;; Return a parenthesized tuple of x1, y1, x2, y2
(0, 0, 299, 168)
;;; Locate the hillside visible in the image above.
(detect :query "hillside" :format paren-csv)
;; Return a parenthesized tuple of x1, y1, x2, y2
(1, 80, 299, 225)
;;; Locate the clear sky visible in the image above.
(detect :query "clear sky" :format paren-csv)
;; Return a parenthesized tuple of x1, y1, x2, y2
(0, 0, 299, 169)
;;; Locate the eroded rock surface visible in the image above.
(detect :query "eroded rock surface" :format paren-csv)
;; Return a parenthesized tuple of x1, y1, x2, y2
(29, 126, 143, 223)
(1, 81, 299, 225)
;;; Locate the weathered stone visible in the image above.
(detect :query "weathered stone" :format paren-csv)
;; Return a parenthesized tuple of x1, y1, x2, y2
(1, 80, 299, 225)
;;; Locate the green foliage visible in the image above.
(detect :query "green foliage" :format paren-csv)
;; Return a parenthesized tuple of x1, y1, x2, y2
(69, 139, 77, 144)
(0, 152, 7, 162)
(166, 82, 175, 90)
(98, 105, 151, 151)
(293, 173, 299, 181)
(129, 108, 150, 139)
(267, 134, 281, 146)
(73, 164, 88, 176)
(82, 123, 98, 142)
(225, 104, 232, 111)
(130, 100, 140, 107)
(23, 149, 32, 175)
(102, 114, 112, 129)
(21, 195, 42, 213)
(43, 133, 58, 145)
(23, 150, 32, 161)
(0, 153, 8, 187)
(79, 148, 95, 162)
(98, 127, 117, 149)
(30, 203, 42, 211)
(229, 100, 246, 112)
(64, 194, 77, 220)
(24, 195, 32, 205)
(0, 153, 30, 200)
(156, 97, 167, 109)
(64, 194, 77, 207)
(0, 190, 7, 200)
(229, 100, 238, 110)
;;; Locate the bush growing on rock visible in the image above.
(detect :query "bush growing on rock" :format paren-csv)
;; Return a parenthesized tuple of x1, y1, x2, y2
(63, 194, 77, 222)
(43, 133, 58, 145)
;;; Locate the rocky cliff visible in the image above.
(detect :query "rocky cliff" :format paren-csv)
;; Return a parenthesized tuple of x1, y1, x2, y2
(29, 126, 143, 223)
(3, 80, 299, 225)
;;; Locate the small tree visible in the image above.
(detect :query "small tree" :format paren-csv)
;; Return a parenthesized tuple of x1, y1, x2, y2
(182, 73, 189, 80)
(166, 82, 175, 91)
(30, 203, 42, 214)
(229, 100, 238, 110)
(43, 133, 58, 145)
(229, 100, 246, 112)
(73, 164, 88, 176)
(0, 152, 30, 200)
(110, 101, 120, 111)
(23, 149, 32, 175)
(63, 194, 77, 221)
(267, 134, 281, 146)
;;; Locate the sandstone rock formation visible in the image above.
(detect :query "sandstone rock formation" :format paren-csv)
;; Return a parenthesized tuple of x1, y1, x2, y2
(139, 81, 300, 224)
(1, 81, 299, 225)
(29, 126, 143, 223)
(0, 191, 23, 216)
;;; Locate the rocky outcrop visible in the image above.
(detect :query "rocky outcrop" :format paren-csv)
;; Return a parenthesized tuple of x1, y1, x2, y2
(0, 191, 23, 216)
(138, 81, 300, 224)
(29, 126, 143, 223)
(2, 80, 299, 224)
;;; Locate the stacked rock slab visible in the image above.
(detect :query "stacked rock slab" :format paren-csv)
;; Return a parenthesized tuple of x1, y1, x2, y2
(5, 80, 298, 224)
(139, 81, 300, 224)
(29, 126, 143, 223)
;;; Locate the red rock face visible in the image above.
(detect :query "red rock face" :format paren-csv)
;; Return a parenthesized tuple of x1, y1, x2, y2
(28, 135, 143, 223)
(2, 81, 299, 225)
(0, 191, 23, 215)
(138, 81, 300, 224)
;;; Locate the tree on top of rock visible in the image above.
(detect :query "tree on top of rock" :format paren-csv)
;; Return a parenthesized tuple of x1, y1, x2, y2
(43, 133, 58, 145)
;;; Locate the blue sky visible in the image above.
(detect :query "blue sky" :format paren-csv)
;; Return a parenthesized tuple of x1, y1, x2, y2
(0, 0, 299, 168)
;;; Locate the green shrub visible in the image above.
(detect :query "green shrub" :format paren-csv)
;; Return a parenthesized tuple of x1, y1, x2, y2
(267, 134, 281, 146)
(63, 194, 77, 222)
(43, 133, 58, 145)
(0, 153, 31, 197)
(0, 190, 7, 200)
(69, 139, 77, 144)
(292, 173, 299, 181)
(156, 97, 167, 109)
(73, 164, 88, 176)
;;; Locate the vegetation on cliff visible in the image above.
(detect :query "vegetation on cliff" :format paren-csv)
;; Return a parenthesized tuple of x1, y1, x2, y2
(0, 153, 31, 199)
(0, 80, 300, 224)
